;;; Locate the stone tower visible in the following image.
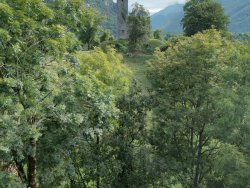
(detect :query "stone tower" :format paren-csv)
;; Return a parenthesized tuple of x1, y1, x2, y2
(117, 0, 128, 40)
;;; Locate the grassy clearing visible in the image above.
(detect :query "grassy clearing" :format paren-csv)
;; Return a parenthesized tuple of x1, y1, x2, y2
(100, 39, 163, 128)
(122, 55, 153, 90)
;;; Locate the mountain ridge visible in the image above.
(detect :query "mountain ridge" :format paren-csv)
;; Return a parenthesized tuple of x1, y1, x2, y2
(84, 0, 117, 36)
(151, 0, 250, 33)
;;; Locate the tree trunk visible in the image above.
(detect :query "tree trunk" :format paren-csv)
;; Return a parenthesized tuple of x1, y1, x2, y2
(88, 40, 91, 50)
(190, 127, 194, 184)
(96, 136, 100, 188)
(15, 159, 28, 185)
(194, 133, 202, 188)
(13, 149, 28, 185)
(28, 137, 37, 188)
(71, 179, 75, 188)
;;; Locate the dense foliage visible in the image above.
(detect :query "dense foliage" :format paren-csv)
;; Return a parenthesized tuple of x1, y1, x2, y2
(1, 0, 250, 188)
(163, 32, 183, 41)
(84, 0, 117, 37)
(153, 29, 162, 40)
(181, 0, 230, 36)
(127, 3, 151, 52)
(148, 28, 250, 187)
(0, 0, 130, 187)
(230, 32, 250, 43)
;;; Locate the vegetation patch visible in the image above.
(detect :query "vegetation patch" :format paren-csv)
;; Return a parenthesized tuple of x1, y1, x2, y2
(122, 55, 153, 90)
(100, 39, 129, 53)
(141, 39, 164, 55)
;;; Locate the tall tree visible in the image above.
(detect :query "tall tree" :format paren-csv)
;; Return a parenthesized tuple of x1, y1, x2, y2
(153, 29, 162, 40)
(104, 83, 153, 188)
(78, 9, 106, 50)
(127, 3, 151, 52)
(0, 1, 79, 187)
(180, 0, 230, 37)
(100, 29, 111, 43)
(38, 47, 132, 187)
(148, 28, 250, 187)
(0, 1, 120, 188)
(50, 0, 88, 34)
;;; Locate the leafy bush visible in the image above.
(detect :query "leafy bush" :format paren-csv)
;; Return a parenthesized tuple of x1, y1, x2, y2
(141, 39, 164, 55)
(159, 36, 187, 52)
(100, 29, 111, 43)
(100, 39, 164, 55)
(100, 39, 129, 53)
(91, 37, 101, 49)
(109, 35, 116, 41)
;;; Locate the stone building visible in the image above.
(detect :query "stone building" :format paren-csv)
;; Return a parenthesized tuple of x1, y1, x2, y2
(117, 0, 128, 40)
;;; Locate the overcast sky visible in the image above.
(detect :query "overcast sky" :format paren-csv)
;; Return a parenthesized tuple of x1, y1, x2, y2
(113, 0, 187, 15)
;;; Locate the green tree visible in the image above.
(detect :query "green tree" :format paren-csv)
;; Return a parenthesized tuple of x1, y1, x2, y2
(153, 29, 162, 40)
(164, 33, 173, 41)
(50, 0, 106, 50)
(42, 47, 132, 188)
(150, 32, 154, 39)
(50, 0, 88, 34)
(109, 35, 116, 41)
(0, 1, 127, 188)
(98, 82, 153, 188)
(148, 29, 250, 187)
(159, 35, 187, 52)
(100, 29, 111, 43)
(78, 9, 106, 50)
(0, 1, 81, 186)
(127, 3, 151, 52)
(84, 0, 117, 36)
(180, 0, 230, 37)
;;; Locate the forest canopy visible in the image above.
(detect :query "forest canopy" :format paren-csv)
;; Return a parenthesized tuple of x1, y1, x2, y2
(1, 0, 250, 188)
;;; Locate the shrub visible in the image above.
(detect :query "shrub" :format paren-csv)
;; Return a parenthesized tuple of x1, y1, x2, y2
(141, 39, 164, 55)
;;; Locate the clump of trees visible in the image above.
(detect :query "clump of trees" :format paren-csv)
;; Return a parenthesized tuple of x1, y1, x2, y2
(127, 3, 151, 52)
(1, 0, 250, 188)
(230, 32, 250, 43)
(0, 0, 130, 187)
(148, 28, 250, 188)
(100, 29, 115, 43)
(153, 29, 162, 40)
(164, 32, 183, 41)
(181, 0, 230, 36)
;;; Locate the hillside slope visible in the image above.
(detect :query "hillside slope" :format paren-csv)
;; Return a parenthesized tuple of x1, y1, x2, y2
(151, 0, 250, 33)
(151, 4, 184, 33)
(84, 0, 117, 36)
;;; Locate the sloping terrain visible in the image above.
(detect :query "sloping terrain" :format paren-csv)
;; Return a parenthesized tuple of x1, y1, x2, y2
(151, 0, 250, 33)
(46, 0, 117, 36)
(84, 0, 117, 36)
(151, 4, 184, 33)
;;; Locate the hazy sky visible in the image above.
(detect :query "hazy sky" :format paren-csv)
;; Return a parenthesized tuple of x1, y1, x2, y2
(113, 0, 187, 15)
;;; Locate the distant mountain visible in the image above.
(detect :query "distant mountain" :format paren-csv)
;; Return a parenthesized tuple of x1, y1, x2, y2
(151, 4, 184, 33)
(151, 0, 250, 33)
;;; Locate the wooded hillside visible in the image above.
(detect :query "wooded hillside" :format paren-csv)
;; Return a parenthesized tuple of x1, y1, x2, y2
(84, 0, 117, 36)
